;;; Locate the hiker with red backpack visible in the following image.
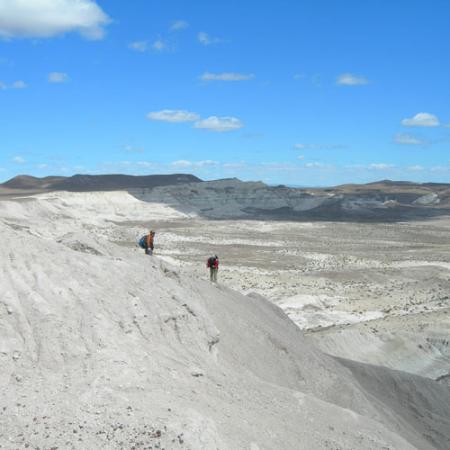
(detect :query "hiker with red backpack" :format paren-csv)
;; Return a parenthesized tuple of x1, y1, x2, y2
(207, 255, 219, 282)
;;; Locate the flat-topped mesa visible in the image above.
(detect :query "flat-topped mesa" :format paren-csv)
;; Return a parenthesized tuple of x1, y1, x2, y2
(132, 178, 450, 221)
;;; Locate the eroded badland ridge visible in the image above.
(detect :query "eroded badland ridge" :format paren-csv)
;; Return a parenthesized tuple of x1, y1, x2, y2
(3, 174, 449, 221)
(1, 176, 450, 449)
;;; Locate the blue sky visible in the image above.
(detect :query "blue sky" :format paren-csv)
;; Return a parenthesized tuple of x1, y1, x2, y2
(0, 0, 449, 186)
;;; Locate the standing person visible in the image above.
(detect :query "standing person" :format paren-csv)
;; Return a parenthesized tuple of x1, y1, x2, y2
(145, 230, 155, 255)
(207, 255, 219, 282)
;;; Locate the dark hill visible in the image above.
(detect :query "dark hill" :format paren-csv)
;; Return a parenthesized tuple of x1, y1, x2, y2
(2, 175, 66, 190)
(1, 174, 202, 192)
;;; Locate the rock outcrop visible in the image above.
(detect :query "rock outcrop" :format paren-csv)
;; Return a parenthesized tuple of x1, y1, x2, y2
(132, 178, 450, 221)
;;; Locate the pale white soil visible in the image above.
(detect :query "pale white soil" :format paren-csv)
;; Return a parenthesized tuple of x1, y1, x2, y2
(1, 191, 449, 449)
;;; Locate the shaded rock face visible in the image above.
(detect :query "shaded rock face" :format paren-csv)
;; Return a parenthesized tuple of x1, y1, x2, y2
(132, 178, 450, 221)
(1, 190, 450, 449)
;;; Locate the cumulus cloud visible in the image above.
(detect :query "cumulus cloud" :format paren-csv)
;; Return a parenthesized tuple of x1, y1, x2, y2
(222, 162, 247, 169)
(197, 32, 222, 46)
(0, 0, 110, 40)
(369, 163, 395, 170)
(0, 80, 27, 89)
(123, 145, 144, 153)
(305, 162, 325, 168)
(171, 159, 218, 168)
(152, 38, 167, 51)
(200, 72, 254, 81)
(394, 133, 426, 145)
(170, 160, 192, 168)
(194, 116, 243, 132)
(336, 73, 369, 86)
(12, 80, 27, 89)
(401, 112, 440, 127)
(294, 143, 346, 150)
(407, 165, 424, 172)
(430, 165, 449, 173)
(129, 40, 149, 52)
(170, 20, 189, 31)
(147, 109, 200, 123)
(12, 156, 25, 164)
(48, 72, 69, 83)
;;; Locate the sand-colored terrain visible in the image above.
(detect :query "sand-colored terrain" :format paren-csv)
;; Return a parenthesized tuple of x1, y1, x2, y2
(1, 190, 450, 449)
(127, 216, 450, 382)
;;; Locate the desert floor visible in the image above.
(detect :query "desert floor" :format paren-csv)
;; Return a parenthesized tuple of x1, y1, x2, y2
(120, 215, 450, 382)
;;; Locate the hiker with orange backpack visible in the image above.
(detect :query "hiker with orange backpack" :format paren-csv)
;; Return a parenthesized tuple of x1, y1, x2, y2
(138, 230, 155, 255)
(146, 230, 155, 255)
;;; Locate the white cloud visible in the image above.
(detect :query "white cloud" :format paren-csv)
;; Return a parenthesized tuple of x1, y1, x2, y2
(147, 110, 243, 132)
(194, 116, 243, 132)
(171, 160, 192, 168)
(293, 143, 346, 150)
(12, 156, 25, 164)
(152, 38, 167, 51)
(200, 72, 254, 81)
(401, 112, 440, 127)
(197, 32, 222, 46)
(394, 133, 426, 145)
(430, 165, 449, 173)
(336, 73, 369, 86)
(369, 163, 395, 170)
(305, 162, 325, 168)
(147, 109, 200, 123)
(36, 163, 49, 169)
(0, 0, 110, 40)
(0, 80, 28, 89)
(196, 160, 218, 167)
(223, 162, 246, 169)
(12, 80, 27, 89)
(130, 38, 169, 53)
(407, 165, 424, 172)
(48, 72, 69, 83)
(297, 155, 305, 160)
(123, 144, 144, 153)
(129, 41, 148, 52)
(444, 123, 450, 128)
(136, 161, 157, 168)
(170, 20, 189, 31)
(170, 160, 218, 168)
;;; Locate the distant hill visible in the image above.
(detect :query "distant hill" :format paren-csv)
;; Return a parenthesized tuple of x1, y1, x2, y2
(132, 178, 450, 222)
(2, 175, 67, 190)
(1, 173, 202, 192)
(2, 175, 450, 221)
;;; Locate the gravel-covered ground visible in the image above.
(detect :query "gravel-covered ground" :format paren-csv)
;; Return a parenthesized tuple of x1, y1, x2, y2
(120, 216, 450, 381)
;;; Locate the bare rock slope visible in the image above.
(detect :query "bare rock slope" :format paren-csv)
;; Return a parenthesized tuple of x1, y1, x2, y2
(1, 191, 450, 449)
(133, 178, 450, 221)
